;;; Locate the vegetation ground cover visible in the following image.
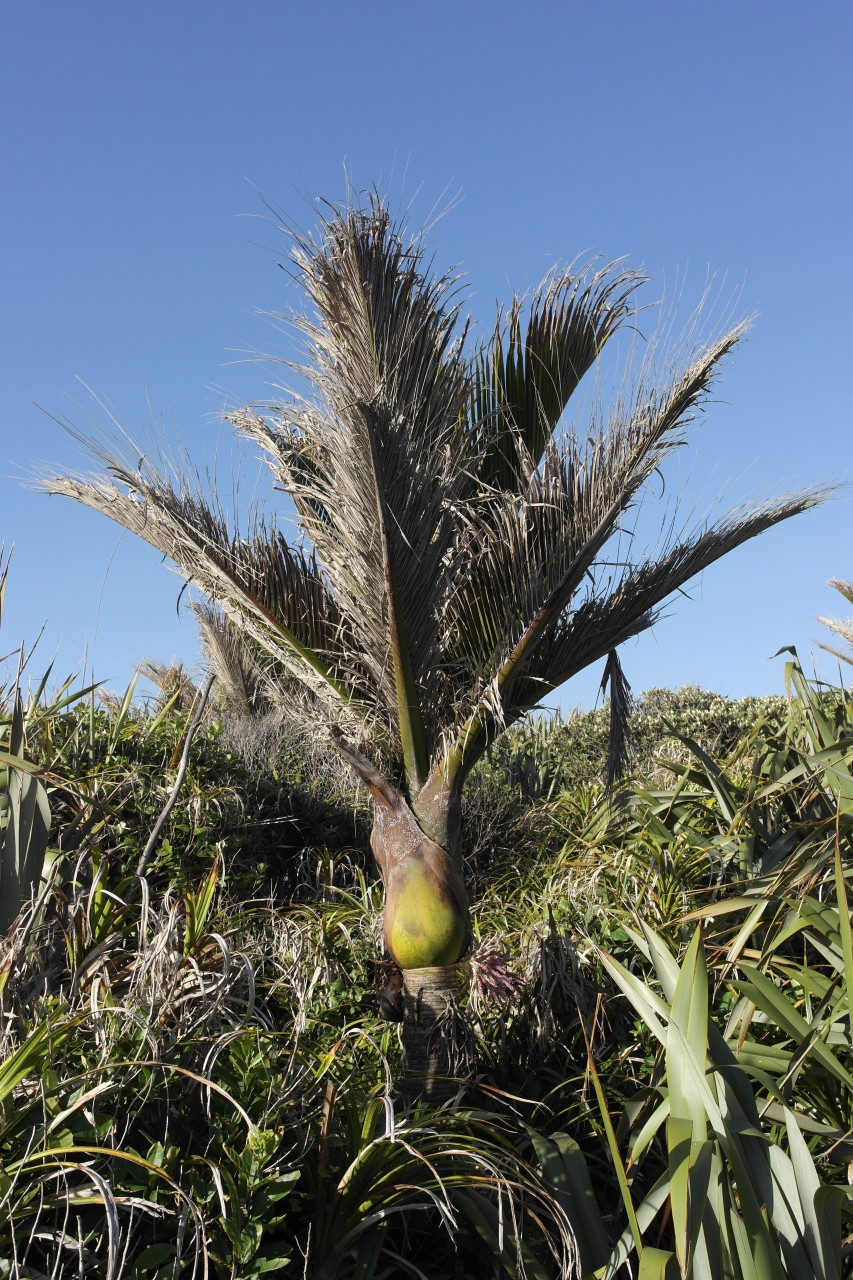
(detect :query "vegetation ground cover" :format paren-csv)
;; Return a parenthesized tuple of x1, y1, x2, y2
(4, 616, 853, 1276)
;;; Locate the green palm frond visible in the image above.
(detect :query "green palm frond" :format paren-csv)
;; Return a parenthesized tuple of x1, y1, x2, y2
(468, 260, 643, 492)
(518, 489, 836, 706)
(42, 450, 371, 732)
(439, 487, 833, 788)
(237, 200, 474, 785)
(440, 324, 755, 753)
(40, 196, 833, 809)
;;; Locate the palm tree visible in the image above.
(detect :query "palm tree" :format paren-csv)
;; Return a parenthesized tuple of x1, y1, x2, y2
(43, 195, 829, 1096)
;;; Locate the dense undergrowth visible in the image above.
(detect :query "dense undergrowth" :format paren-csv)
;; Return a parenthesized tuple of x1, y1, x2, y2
(4, 645, 853, 1277)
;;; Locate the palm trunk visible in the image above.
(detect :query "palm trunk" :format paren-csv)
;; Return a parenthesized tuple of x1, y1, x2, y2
(399, 965, 474, 1103)
(371, 798, 473, 1099)
(332, 736, 473, 1098)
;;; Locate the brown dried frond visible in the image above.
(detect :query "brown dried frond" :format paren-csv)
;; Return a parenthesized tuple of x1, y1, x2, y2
(524, 924, 594, 1063)
(194, 602, 279, 719)
(600, 649, 633, 792)
(96, 687, 123, 714)
(817, 579, 853, 668)
(137, 658, 199, 712)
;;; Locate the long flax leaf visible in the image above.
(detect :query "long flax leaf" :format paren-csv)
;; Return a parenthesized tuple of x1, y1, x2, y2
(580, 1014, 643, 1260)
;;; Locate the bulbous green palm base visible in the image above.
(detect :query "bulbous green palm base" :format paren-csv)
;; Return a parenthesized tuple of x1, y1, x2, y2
(386, 859, 467, 969)
(370, 787, 470, 971)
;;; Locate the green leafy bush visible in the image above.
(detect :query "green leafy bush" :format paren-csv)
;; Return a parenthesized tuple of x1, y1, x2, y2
(487, 686, 787, 798)
(4, 638, 853, 1275)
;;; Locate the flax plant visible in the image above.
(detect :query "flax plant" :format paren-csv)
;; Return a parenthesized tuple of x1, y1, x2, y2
(41, 194, 830, 1095)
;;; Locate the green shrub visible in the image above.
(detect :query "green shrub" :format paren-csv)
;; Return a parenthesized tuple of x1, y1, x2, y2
(5, 639, 853, 1275)
(488, 686, 788, 796)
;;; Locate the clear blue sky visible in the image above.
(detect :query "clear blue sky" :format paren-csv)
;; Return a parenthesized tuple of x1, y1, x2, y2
(2, 1, 851, 710)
